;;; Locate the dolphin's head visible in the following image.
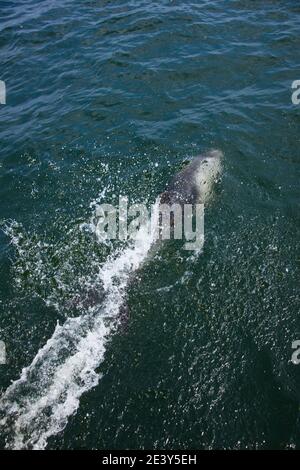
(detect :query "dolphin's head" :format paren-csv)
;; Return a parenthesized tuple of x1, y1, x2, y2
(195, 149, 223, 173)
(189, 149, 223, 203)
(161, 149, 223, 206)
(205, 149, 224, 160)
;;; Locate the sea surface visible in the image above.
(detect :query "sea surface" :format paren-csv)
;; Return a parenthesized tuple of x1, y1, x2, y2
(0, 0, 299, 450)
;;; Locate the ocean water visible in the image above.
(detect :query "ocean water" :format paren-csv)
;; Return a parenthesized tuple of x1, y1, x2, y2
(0, 0, 299, 450)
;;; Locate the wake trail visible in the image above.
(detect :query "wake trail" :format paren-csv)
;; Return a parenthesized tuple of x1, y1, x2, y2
(0, 206, 158, 449)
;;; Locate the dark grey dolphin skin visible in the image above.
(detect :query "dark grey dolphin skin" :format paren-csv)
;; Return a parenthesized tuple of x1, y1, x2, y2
(160, 149, 223, 206)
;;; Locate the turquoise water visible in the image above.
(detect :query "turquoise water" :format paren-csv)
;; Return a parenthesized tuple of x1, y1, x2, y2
(0, 0, 299, 449)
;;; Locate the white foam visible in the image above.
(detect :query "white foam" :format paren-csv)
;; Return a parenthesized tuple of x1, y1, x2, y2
(0, 202, 159, 449)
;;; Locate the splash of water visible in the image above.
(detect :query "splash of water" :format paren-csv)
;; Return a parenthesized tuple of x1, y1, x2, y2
(0, 202, 159, 449)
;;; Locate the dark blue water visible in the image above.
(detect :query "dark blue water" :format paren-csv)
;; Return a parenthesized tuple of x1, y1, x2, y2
(0, 0, 299, 449)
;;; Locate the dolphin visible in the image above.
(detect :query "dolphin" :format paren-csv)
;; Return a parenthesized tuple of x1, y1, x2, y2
(70, 149, 223, 317)
(160, 149, 223, 206)
(158, 149, 223, 241)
